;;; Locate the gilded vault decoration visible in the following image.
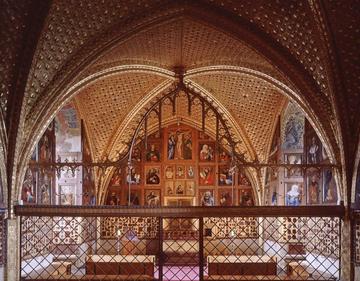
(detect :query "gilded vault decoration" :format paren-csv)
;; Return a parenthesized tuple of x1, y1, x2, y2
(74, 72, 169, 160)
(5, 2, 351, 216)
(0, 1, 359, 281)
(190, 72, 286, 162)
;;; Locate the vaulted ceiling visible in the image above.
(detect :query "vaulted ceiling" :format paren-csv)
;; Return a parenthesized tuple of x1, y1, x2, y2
(0, 0, 359, 205)
(72, 18, 288, 163)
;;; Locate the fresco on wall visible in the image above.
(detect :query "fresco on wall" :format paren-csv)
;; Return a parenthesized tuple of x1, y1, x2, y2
(21, 168, 36, 204)
(284, 153, 303, 178)
(323, 168, 338, 204)
(55, 103, 81, 154)
(281, 102, 305, 150)
(356, 164, 360, 206)
(60, 185, 75, 205)
(285, 183, 304, 206)
(38, 171, 52, 204)
(306, 168, 322, 205)
(38, 122, 55, 204)
(305, 120, 322, 164)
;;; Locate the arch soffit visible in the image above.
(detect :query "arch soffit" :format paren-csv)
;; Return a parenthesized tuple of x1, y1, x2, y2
(0, 112, 7, 207)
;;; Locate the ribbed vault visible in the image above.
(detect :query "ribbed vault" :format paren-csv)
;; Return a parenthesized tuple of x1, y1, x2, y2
(12, 8, 341, 204)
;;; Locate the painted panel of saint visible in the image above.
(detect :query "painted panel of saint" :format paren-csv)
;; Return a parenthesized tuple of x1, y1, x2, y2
(323, 168, 337, 204)
(238, 171, 251, 186)
(38, 172, 52, 204)
(175, 165, 185, 179)
(106, 190, 121, 205)
(199, 166, 215, 185)
(126, 166, 141, 184)
(218, 150, 231, 163)
(175, 181, 185, 195)
(144, 189, 161, 207)
(186, 181, 195, 196)
(186, 166, 195, 179)
(285, 183, 303, 206)
(199, 189, 215, 206)
(39, 136, 51, 162)
(165, 181, 174, 196)
(218, 166, 233, 186)
(218, 189, 233, 206)
(167, 130, 192, 160)
(164, 165, 175, 180)
(126, 190, 141, 206)
(110, 171, 122, 186)
(132, 146, 142, 162)
(21, 168, 36, 204)
(307, 136, 322, 164)
(145, 167, 161, 185)
(199, 143, 215, 161)
(356, 165, 360, 206)
(60, 185, 75, 205)
(284, 153, 303, 178)
(146, 143, 161, 162)
(83, 166, 96, 206)
(281, 103, 304, 150)
(239, 188, 254, 206)
(307, 168, 322, 205)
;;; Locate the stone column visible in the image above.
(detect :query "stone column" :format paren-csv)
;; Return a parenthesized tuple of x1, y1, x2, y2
(341, 217, 351, 281)
(5, 218, 20, 281)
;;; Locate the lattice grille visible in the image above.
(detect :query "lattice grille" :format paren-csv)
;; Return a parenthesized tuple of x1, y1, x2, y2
(205, 216, 340, 280)
(19, 208, 341, 280)
(21, 216, 53, 259)
(204, 217, 258, 239)
(100, 217, 159, 239)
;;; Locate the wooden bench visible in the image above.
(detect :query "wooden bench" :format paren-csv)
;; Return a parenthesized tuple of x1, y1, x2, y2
(21, 274, 155, 280)
(85, 255, 155, 276)
(207, 255, 277, 276)
(204, 275, 336, 280)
